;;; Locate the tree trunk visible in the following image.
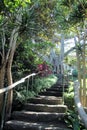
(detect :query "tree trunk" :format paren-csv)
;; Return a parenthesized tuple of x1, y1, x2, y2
(6, 26, 19, 117)
(0, 66, 6, 113)
(60, 34, 64, 74)
(6, 57, 13, 118)
(0, 28, 6, 113)
(74, 37, 82, 80)
(81, 38, 86, 106)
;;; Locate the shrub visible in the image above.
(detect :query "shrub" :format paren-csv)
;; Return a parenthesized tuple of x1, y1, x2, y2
(64, 82, 74, 110)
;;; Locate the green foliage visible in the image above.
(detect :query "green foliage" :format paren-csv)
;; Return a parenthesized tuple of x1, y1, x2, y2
(64, 82, 74, 109)
(19, 0, 58, 41)
(14, 90, 36, 103)
(27, 40, 54, 56)
(65, 110, 86, 130)
(65, 110, 80, 130)
(12, 42, 37, 81)
(4, 0, 31, 11)
(61, 0, 75, 8)
(33, 74, 57, 93)
(60, 0, 87, 25)
(12, 39, 54, 81)
(55, 0, 87, 33)
(72, 69, 78, 77)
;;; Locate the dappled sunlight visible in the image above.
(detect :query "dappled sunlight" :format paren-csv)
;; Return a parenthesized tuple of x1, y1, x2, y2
(7, 120, 68, 129)
(77, 102, 81, 108)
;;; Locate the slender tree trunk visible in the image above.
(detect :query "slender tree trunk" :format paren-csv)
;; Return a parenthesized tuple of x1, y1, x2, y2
(82, 39, 86, 106)
(60, 34, 64, 74)
(0, 66, 6, 113)
(74, 37, 82, 83)
(6, 57, 13, 118)
(0, 28, 6, 113)
(6, 27, 19, 117)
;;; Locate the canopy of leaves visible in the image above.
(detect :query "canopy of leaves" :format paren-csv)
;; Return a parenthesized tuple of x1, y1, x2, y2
(0, 0, 58, 66)
(19, 0, 57, 42)
(0, 0, 31, 14)
(60, 0, 87, 25)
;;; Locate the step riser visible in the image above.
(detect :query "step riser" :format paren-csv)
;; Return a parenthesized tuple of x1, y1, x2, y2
(39, 92, 62, 97)
(4, 124, 40, 130)
(4, 125, 67, 130)
(4, 121, 71, 130)
(46, 88, 68, 92)
(11, 112, 65, 122)
(4, 125, 68, 130)
(28, 98, 62, 105)
(4, 120, 71, 130)
(24, 104, 67, 113)
(52, 84, 68, 88)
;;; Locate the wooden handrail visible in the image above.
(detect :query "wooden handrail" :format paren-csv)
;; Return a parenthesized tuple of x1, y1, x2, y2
(0, 72, 38, 94)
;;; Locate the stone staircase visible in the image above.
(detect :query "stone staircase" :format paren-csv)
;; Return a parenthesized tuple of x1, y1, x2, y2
(4, 82, 72, 130)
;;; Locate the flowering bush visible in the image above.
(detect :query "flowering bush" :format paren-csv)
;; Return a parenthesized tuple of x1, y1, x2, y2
(37, 62, 52, 76)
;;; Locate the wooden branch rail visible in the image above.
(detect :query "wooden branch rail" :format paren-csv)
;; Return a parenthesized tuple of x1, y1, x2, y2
(74, 80, 87, 129)
(0, 73, 39, 94)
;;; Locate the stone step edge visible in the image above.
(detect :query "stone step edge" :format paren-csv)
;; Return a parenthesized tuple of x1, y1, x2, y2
(23, 104, 67, 113)
(11, 111, 66, 122)
(35, 95, 62, 99)
(13, 110, 66, 113)
(4, 120, 71, 130)
(28, 97, 63, 105)
(29, 96, 62, 100)
(12, 111, 66, 116)
(24, 103, 67, 107)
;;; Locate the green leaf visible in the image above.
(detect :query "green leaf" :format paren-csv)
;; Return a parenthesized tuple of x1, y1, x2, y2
(25, 0, 31, 3)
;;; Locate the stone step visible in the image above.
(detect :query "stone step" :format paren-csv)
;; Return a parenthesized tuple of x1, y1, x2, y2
(24, 103, 67, 113)
(46, 87, 68, 92)
(28, 96, 63, 105)
(4, 120, 72, 130)
(11, 111, 65, 122)
(51, 84, 68, 89)
(39, 91, 62, 97)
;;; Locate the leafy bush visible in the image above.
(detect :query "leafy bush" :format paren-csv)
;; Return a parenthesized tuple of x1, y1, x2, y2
(64, 82, 74, 110)
(72, 69, 78, 77)
(33, 74, 57, 93)
(65, 110, 86, 130)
